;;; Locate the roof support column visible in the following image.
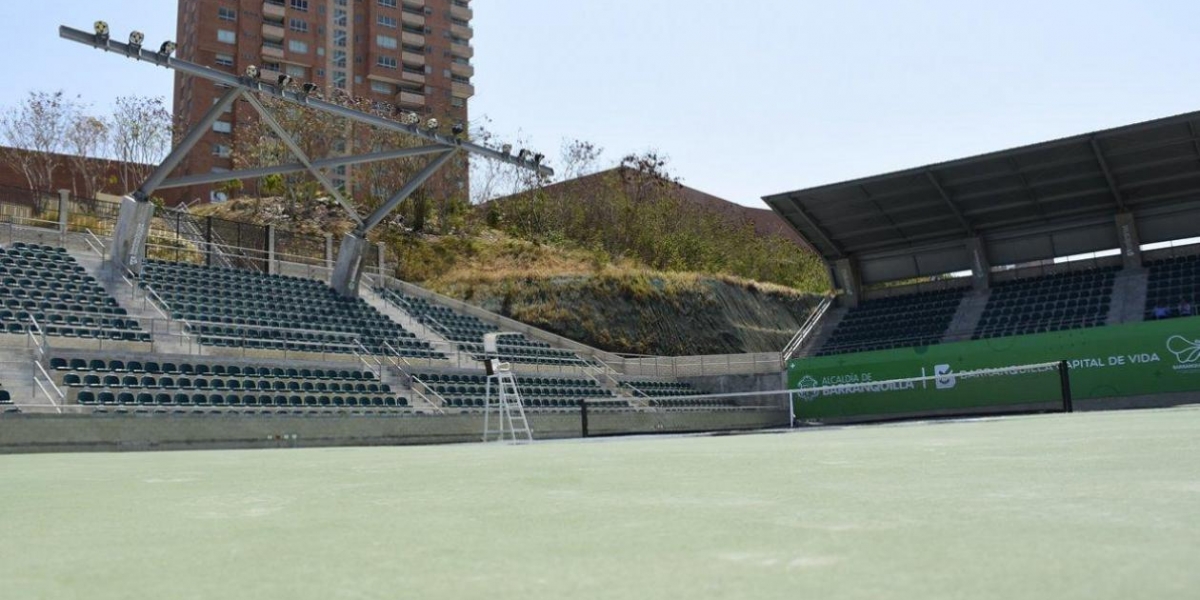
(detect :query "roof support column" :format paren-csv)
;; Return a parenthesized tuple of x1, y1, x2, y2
(1115, 212, 1143, 269)
(832, 258, 862, 308)
(965, 236, 991, 290)
(330, 233, 370, 297)
(108, 195, 157, 274)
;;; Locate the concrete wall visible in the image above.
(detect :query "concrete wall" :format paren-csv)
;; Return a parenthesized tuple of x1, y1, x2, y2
(0, 408, 789, 454)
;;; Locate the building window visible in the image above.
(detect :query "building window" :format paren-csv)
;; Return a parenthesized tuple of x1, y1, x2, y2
(377, 56, 397, 69)
(333, 71, 347, 89)
(217, 7, 237, 21)
(289, 18, 308, 32)
(333, 50, 347, 68)
(216, 29, 236, 44)
(376, 35, 398, 49)
(451, 97, 465, 108)
(213, 121, 232, 134)
(333, 30, 347, 47)
(211, 144, 231, 157)
(215, 53, 234, 67)
(334, 8, 347, 27)
(371, 81, 393, 95)
(377, 15, 397, 28)
(285, 64, 307, 78)
(379, 0, 397, 7)
(290, 0, 308, 11)
(288, 40, 309, 54)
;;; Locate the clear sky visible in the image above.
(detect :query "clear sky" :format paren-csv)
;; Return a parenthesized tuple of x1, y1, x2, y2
(2, 1, 1199, 208)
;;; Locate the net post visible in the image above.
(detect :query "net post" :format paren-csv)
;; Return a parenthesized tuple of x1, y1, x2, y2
(580, 399, 589, 438)
(1058, 360, 1073, 413)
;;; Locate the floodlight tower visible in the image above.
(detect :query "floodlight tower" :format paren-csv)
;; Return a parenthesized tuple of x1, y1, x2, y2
(59, 23, 553, 296)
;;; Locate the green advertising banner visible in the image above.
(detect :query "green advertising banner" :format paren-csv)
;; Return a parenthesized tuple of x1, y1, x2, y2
(788, 316, 1200, 420)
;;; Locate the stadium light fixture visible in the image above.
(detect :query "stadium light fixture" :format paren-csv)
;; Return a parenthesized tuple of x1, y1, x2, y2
(158, 41, 176, 57)
(425, 118, 439, 131)
(127, 30, 144, 52)
(94, 21, 109, 43)
(517, 149, 531, 161)
(301, 82, 319, 95)
(451, 122, 465, 137)
(277, 74, 293, 88)
(533, 153, 545, 165)
(244, 65, 260, 80)
(500, 143, 513, 155)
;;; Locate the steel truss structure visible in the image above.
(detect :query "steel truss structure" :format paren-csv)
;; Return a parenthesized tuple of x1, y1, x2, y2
(59, 24, 552, 295)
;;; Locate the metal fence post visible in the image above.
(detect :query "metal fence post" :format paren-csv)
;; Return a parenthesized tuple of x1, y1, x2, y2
(57, 190, 70, 235)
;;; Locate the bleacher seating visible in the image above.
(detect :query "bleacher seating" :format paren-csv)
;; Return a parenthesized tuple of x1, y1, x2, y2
(50, 357, 409, 411)
(647, 398, 739, 409)
(378, 288, 580, 365)
(817, 288, 966, 356)
(974, 267, 1117, 339)
(622, 379, 699, 398)
(1144, 255, 1200, 320)
(413, 372, 621, 410)
(139, 260, 440, 358)
(0, 242, 149, 341)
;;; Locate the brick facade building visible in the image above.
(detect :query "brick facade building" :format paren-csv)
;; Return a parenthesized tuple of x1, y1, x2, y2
(174, 0, 474, 203)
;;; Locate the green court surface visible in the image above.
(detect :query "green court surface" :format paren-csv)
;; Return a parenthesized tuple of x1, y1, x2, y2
(2, 408, 1199, 600)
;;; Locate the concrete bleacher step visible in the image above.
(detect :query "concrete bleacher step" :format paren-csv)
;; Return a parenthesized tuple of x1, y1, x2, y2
(943, 288, 991, 343)
(360, 287, 468, 364)
(71, 252, 200, 355)
(381, 365, 443, 413)
(1108, 267, 1148, 325)
(0, 345, 47, 411)
(791, 306, 847, 358)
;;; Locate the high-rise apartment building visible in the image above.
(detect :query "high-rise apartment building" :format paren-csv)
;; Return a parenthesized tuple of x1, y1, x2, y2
(173, 0, 474, 202)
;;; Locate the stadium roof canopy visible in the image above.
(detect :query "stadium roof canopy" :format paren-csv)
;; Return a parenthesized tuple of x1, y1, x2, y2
(763, 110, 1200, 285)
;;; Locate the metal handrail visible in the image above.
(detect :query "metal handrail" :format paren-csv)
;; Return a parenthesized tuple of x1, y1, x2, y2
(83, 228, 105, 259)
(351, 338, 383, 379)
(783, 295, 834, 360)
(26, 314, 48, 358)
(408, 373, 449, 411)
(32, 359, 64, 413)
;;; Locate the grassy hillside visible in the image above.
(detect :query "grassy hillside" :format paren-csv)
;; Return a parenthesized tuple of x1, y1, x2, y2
(383, 232, 823, 355)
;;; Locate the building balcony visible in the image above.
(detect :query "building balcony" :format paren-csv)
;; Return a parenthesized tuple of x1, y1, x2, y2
(451, 81, 475, 99)
(401, 70, 426, 85)
(261, 23, 285, 41)
(262, 1, 286, 22)
(397, 91, 425, 107)
(450, 24, 473, 39)
(450, 3, 473, 20)
(260, 67, 284, 84)
(401, 31, 426, 46)
(401, 0, 425, 8)
(401, 51, 426, 67)
(400, 11, 425, 27)
(262, 43, 285, 59)
(450, 41, 473, 59)
(450, 62, 474, 78)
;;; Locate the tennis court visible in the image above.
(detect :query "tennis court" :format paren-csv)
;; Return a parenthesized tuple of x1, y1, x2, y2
(2, 407, 1198, 599)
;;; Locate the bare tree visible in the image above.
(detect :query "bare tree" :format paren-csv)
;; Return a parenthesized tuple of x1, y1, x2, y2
(110, 95, 172, 193)
(558, 138, 603, 182)
(64, 113, 111, 206)
(0, 90, 82, 211)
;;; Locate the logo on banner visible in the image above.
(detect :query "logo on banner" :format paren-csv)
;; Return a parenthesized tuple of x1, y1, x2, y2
(795, 375, 821, 402)
(934, 364, 956, 389)
(1167, 335, 1200, 365)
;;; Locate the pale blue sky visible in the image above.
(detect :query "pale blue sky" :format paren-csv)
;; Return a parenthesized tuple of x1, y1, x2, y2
(2, 1, 1199, 208)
